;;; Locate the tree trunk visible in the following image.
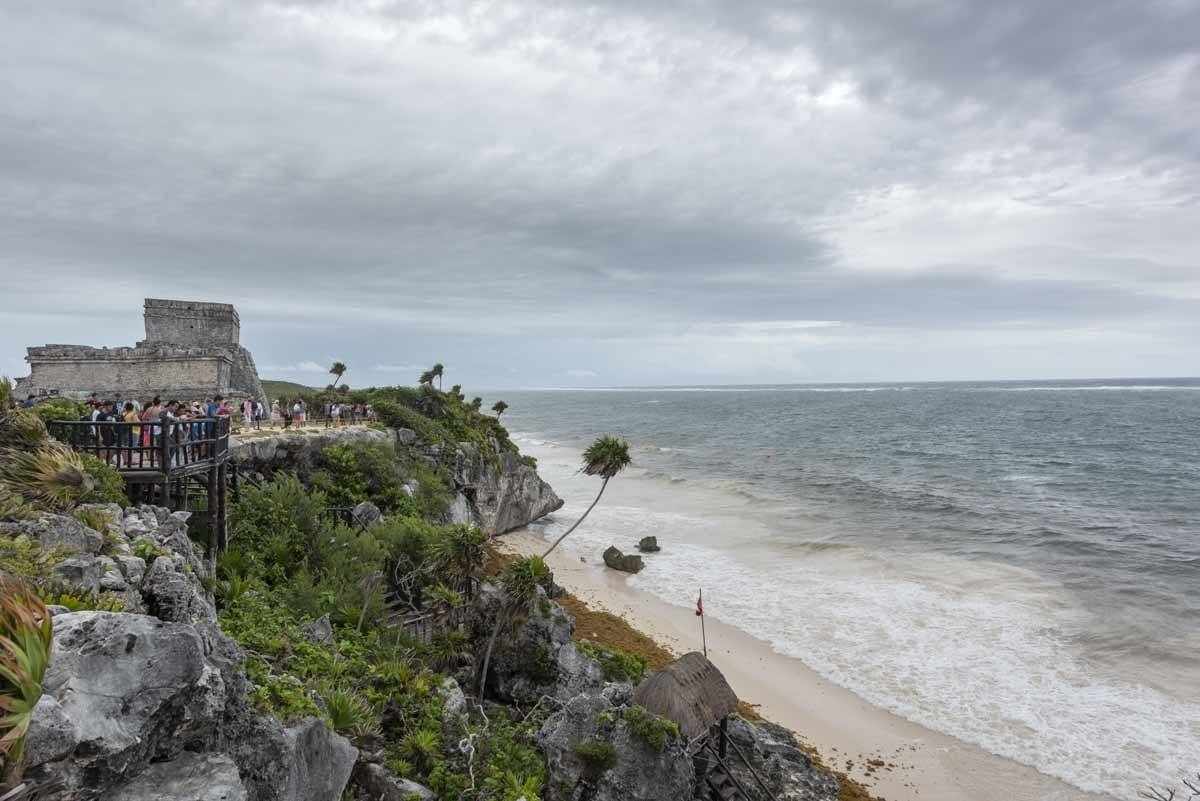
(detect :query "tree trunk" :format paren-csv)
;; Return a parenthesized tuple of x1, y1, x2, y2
(541, 477, 609, 559)
(477, 603, 507, 699)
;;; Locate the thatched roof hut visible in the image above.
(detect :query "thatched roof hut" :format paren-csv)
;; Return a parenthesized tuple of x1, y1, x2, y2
(631, 652, 739, 740)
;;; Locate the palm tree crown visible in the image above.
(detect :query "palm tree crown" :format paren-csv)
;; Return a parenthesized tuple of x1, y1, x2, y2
(431, 363, 444, 390)
(329, 361, 347, 388)
(581, 436, 632, 479)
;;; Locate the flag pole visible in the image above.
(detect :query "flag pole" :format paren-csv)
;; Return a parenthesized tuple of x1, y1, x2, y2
(699, 588, 708, 658)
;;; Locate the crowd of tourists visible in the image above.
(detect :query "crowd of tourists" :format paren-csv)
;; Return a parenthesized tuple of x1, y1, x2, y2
(20, 391, 376, 468)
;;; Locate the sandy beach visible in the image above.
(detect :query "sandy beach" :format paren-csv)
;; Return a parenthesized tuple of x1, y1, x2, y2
(496, 528, 1113, 801)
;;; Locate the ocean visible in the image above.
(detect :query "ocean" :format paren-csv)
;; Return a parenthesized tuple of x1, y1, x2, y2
(493, 378, 1200, 800)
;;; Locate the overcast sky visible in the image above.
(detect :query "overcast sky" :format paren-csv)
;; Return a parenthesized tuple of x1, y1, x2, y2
(1, 1, 1197, 389)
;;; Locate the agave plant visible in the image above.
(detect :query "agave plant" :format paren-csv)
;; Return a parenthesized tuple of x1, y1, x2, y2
(0, 409, 49, 452)
(0, 443, 94, 510)
(0, 579, 53, 785)
(320, 686, 380, 741)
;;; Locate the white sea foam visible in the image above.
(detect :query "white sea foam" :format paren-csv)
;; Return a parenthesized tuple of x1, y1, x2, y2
(528, 443, 1200, 800)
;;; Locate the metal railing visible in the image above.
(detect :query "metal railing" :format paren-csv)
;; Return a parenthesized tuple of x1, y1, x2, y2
(47, 416, 231, 473)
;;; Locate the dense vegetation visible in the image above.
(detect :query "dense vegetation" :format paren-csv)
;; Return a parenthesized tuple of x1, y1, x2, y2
(216, 466, 553, 800)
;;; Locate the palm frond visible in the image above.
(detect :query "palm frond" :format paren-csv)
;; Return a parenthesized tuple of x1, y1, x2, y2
(581, 436, 632, 479)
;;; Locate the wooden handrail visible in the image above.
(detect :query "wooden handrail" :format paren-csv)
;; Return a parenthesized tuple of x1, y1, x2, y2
(47, 417, 231, 474)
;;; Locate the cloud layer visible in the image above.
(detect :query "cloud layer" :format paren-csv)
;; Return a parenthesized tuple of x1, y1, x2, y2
(1, 0, 1196, 387)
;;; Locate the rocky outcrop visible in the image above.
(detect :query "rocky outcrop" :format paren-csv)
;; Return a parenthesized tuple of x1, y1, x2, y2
(637, 536, 660, 553)
(26, 612, 237, 796)
(725, 717, 839, 801)
(228, 427, 393, 477)
(352, 763, 435, 801)
(1, 512, 104, 554)
(445, 441, 563, 535)
(603, 546, 644, 574)
(20, 505, 358, 801)
(108, 752, 248, 801)
(537, 688, 696, 801)
(229, 427, 563, 535)
(476, 582, 606, 705)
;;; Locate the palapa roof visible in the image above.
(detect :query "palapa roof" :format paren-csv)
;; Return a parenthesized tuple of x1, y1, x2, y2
(631, 652, 739, 740)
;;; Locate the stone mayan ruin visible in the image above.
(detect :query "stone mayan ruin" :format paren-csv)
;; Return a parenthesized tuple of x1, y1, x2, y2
(15, 299, 266, 404)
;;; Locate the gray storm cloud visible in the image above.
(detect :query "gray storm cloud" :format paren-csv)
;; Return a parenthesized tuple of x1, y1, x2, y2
(0, 0, 1196, 387)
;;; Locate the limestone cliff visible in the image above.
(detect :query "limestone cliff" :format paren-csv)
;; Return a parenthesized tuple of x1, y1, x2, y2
(228, 427, 562, 534)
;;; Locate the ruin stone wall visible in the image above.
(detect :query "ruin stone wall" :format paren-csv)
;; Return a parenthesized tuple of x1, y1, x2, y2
(143, 298, 240, 346)
(19, 345, 235, 402)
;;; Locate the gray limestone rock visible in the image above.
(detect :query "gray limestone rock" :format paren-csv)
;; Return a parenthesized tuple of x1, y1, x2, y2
(280, 717, 358, 801)
(602, 546, 644, 574)
(108, 752, 247, 801)
(447, 441, 563, 535)
(98, 556, 129, 591)
(27, 612, 234, 795)
(446, 492, 475, 526)
(22, 513, 104, 554)
(115, 555, 148, 586)
(351, 500, 384, 529)
(22, 695, 76, 768)
(51, 555, 102, 594)
(301, 614, 334, 646)
(353, 762, 435, 801)
(141, 555, 216, 624)
(637, 536, 660, 553)
(537, 690, 694, 801)
(478, 583, 581, 703)
(395, 428, 419, 446)
(725, 717, 840, 801)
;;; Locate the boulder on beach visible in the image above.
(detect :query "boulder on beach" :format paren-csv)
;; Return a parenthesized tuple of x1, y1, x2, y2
(636, 536, 660, 553)
(603, 546, 644, 574)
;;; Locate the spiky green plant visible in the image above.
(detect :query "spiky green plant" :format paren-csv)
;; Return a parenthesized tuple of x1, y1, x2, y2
(0, 443, 94, 510)
(427, 631, 470, 672)
(0, 409, 49, 451)
(428, 525, 486, 595)
(401, 727, 440, 772)
(0, 578, 53, 784)
(321, 686, 379, 741)
(541, 436, 632, 558)
(0, 377, 12, 411)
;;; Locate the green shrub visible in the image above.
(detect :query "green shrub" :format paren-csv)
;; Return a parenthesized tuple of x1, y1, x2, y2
(622, 705, 680, 752)
(231, 474, 328, 580)
(71, 506, 113, 534)
(0, 536, 65, 580)
(578, 641, 648, 684)
(30, 399, 87, 426)
(78, 454, 129, 506)
(131, 538, 169, 562)
(573, 741, 617, 773)
(35, 584, 126, 612)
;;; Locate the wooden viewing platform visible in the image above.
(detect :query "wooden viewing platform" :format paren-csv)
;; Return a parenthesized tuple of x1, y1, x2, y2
(48, 417, 233, 554)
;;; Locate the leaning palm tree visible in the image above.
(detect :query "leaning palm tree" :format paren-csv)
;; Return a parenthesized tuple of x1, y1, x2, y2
(418, 369, 435, 387)
(478, 555, 549, 698)
(0, 578, 53, 787)
(541, 437, 631, 559)
(431, 363, 444, 391)
(329, 361, 347, 388)
(491, 400, 508, 419)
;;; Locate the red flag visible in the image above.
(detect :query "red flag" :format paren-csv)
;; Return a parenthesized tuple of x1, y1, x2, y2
(695, 591, 703, 617)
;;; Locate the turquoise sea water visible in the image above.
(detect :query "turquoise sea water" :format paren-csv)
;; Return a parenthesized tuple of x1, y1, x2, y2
(494, 378, 1200, 799)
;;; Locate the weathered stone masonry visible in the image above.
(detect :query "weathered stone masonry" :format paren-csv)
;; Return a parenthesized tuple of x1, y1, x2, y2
(15, 298, 267, 405)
